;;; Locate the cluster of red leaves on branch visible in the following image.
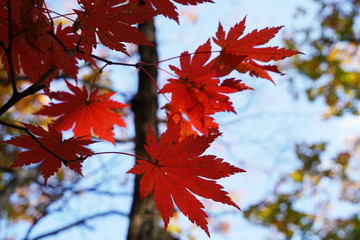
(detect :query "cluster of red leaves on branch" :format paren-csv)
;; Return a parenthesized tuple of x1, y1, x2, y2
(161, 18, 299, 137)
(0, 0, 299, 236)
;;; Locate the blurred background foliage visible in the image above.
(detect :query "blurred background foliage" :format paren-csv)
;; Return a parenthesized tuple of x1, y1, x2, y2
(244, 0, 360, 239)
(285, 0, 360, 118)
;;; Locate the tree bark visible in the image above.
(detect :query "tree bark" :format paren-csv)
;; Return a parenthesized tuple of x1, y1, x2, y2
(127, 20, 176, 240)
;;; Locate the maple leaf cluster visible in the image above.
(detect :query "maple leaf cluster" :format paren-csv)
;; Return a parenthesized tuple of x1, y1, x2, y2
(160, 17, 299, 137)
(0, 0, 299, 237)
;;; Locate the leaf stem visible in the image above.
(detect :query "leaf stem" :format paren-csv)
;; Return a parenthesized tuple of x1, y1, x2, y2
(137, 63, 161, 91)
(156, 50, 222, 64)
(0, 118, 150, 165)
(24, 129, 72, 165)
(41, 8, 77, 22)
(88, 151, 151, 163)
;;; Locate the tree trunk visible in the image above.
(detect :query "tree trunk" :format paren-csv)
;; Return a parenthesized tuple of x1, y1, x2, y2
(127, 20, 176, 240)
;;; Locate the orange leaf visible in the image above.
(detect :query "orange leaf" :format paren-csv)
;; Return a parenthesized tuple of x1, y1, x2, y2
(159, 40, 252, 135)
(35, 81, 128, 143)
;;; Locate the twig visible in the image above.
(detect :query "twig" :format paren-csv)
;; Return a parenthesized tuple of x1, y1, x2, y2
(89, 52, 139, 67)
(156, 50, 222, 64)
(0, 119, 27, 132)
(0, 119, 86, 165)
(0, 67, 57, 116)
(67, 151, 151, 163)
(6, 0, 18, 95)
(26, 211, 128, 240)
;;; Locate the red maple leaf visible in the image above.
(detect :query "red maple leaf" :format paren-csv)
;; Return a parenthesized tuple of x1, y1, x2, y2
(141, 0, 214, 22)
(212, 17, 300, 82)
(162, 103, 202, 140)
(4, 123, 94, 186)
(54, 23, 96, 80)
(74, 0, 156, 55)
(128, 123, 245, 236)
(35, 81, 128, 143)
(0, 2, 81, 84)
(162, 102, 219, 140)
(159, 40, 252, 135)
(0, 1, 53, 82)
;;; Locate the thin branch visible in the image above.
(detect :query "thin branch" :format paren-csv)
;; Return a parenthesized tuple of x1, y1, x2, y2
(0, 167, 14, 172)
(47, 27, 138, 71)
(3, 47, 18, 95)
(48, 30, 67, 51)
(26, 211, 128, 240)
(90, 68, 101, 92)
(0, 119, 86, 165)
(77, 151, 150, 163)
(6, 0, 18, 95)
(26, 129, 86, 165)
(0, 41, 7, 51)
(114, 136, 134, 143)
(43, 1, 55, 33)
(156, 50, 222, 64)
(153, 65, 178, 79)
(138, 65, 161, 91)
(0, 168, 39, 220)
(73, 189, 131, 197)
(41, 8, 77, 22)
(89, 52, 138, 67)
(0, 74, 30, 83)
(0, 67, 57, 116)
(0, 72, 82, 84)
(0, 119, 27, 131)
(0, 119, 145, 166)
(6, 0, 12, 51)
